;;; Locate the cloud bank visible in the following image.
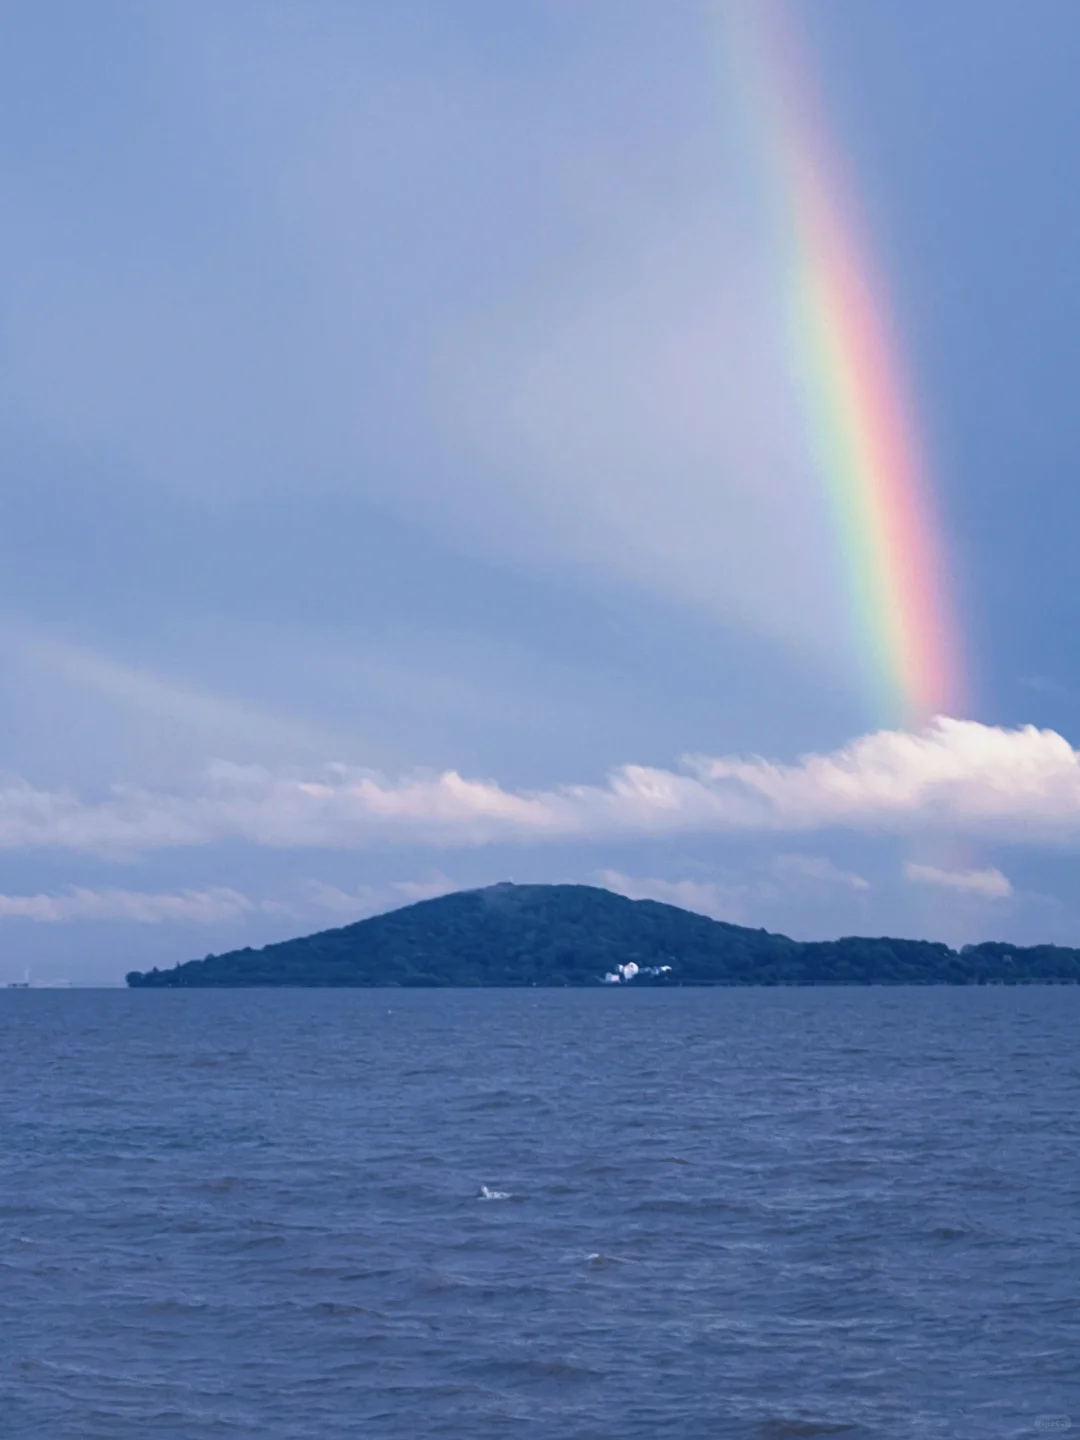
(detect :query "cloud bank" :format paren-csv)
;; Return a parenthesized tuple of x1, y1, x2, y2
(0, 876, 460, 926)
(0, 718, 1079, 854)
(598, 870, 752, 923)
(0, 887, 255, 924)
(298, 875, 458, 918)
(903, 863, 1014, 899)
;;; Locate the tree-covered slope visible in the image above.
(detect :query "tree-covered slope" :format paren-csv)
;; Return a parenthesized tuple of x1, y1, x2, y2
(125, 882, 1080, 987)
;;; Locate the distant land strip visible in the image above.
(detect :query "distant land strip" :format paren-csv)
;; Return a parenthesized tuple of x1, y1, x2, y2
(125, 883, 1080, 987)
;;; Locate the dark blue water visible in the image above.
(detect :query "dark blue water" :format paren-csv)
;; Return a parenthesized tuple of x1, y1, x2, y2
(1, 988, 1078, 1439)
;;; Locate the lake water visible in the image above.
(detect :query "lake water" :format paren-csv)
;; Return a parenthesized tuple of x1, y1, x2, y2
(1, 987, 1078, 1438)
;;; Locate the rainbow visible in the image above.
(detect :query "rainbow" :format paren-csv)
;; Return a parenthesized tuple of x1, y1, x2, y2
(722, 1, 965, 727)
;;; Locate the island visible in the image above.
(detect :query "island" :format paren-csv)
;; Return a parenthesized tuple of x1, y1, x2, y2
(125, 882, 1080, 987)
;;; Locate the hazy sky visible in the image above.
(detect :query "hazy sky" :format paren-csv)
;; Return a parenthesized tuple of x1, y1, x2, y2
(3, 0, 1080, 980)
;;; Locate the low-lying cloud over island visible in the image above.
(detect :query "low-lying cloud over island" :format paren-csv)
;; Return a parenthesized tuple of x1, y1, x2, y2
(0, 717, 1078, 854)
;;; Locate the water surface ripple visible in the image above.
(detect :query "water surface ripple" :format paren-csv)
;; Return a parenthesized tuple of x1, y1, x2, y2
(1, 987, 1078, 1438)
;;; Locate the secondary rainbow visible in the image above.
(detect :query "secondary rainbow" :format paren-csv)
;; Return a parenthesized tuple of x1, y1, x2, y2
(723, 0, 965, 727)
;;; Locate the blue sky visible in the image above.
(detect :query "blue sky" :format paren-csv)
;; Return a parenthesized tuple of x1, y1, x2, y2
(2, 0, 1080, 980)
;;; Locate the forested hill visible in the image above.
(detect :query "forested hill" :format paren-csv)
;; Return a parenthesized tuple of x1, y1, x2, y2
(125, 882, 1080, 987)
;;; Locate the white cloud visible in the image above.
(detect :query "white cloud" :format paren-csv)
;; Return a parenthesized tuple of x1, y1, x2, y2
(391, 875, 460, 903)
(600, 853, 869, 926)
(770, 854, 870, 889)
(903, 863, 1013, 899)
(0, 717, 1079, 854)
(597, 869, 753, 922)
(0, 886, 255, 924)
(299, 874, 457, 919)
(0, 874, 460, 926)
